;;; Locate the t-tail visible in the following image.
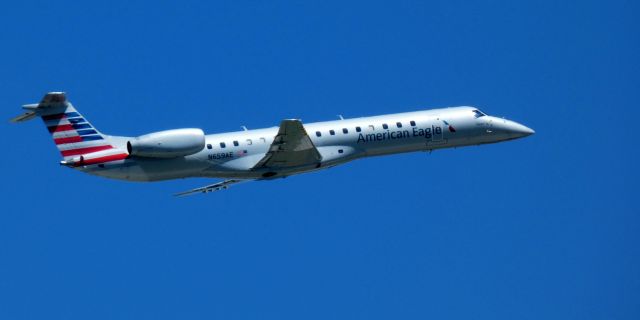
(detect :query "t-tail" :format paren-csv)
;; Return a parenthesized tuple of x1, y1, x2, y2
(11, 92, 128, 167)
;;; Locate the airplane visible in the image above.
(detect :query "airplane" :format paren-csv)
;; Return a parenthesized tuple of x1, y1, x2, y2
(11, 92, 534, 196)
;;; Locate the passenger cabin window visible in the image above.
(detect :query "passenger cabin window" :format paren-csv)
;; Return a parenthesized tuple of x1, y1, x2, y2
(342, 128, 348, 134)
(207, 144, 212, 149)
(316, 131, 322, 137)
(246, 139, 252, 145)
(356, 126, 361, 132)
(369, 125, 375, 130)
(220, 142, 226, 148)
(233, 140, 239, 147)
(396, 122, 402, 128)
(473, 110, 486, 118)
(260, 137, 266, 143)
(382, 124, 388, 129)
(410, 120, 416, 126)
(330, 130, 335, 135)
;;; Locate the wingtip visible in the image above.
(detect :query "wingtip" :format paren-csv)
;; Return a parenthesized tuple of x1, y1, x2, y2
(173, 191, 194, 197)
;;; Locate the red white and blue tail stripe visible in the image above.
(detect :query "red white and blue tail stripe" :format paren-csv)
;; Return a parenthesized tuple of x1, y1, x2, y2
(14, 92, 128, 166)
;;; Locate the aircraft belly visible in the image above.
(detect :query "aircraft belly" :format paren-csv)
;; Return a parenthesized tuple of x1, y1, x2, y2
(82, 156, 210, 182)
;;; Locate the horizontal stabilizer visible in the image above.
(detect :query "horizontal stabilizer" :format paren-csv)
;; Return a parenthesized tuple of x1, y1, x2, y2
(10, 111, 38, 123)
(10, 92, 68, 123)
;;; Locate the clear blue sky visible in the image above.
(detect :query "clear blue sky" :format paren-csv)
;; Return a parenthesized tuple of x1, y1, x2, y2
(1, 1, 638, 319)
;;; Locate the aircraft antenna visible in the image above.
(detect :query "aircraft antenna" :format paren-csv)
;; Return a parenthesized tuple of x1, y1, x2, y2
(337, 115, 344, 120)
(241, 126, 248, 131)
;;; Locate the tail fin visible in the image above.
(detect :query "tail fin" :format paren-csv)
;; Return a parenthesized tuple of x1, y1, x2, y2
(12, 92, 128, 166)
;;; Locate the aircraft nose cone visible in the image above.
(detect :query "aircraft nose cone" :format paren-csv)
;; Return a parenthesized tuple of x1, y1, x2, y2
(508, 121, 535, 138)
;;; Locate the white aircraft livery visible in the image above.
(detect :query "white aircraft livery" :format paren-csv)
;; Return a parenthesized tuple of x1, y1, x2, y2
(12, 92, 534, 195)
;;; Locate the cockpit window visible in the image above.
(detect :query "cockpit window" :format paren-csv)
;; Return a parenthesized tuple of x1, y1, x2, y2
(472, 109, 486, 118)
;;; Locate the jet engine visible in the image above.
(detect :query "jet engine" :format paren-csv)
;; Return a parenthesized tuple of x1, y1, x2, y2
(127, 128, 205, 158)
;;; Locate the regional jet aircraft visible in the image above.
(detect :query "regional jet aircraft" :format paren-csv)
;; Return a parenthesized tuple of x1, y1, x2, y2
(12, 92, 534, 195)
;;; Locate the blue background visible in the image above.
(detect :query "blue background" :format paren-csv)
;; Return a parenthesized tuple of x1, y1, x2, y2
(1, 1, 638, 319)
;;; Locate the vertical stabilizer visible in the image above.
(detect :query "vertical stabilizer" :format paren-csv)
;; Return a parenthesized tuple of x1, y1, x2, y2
(13, 92, 128, 166)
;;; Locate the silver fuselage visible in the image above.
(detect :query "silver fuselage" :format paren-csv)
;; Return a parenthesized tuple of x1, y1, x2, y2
(82, 106, 533, 182)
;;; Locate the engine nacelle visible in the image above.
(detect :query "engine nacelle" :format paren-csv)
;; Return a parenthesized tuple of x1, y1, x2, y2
(127, 128, 205, 158)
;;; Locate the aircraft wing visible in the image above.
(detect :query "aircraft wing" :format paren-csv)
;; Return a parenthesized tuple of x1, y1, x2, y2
(253, 119, 322, 169)
(174, 179, 249, 196)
